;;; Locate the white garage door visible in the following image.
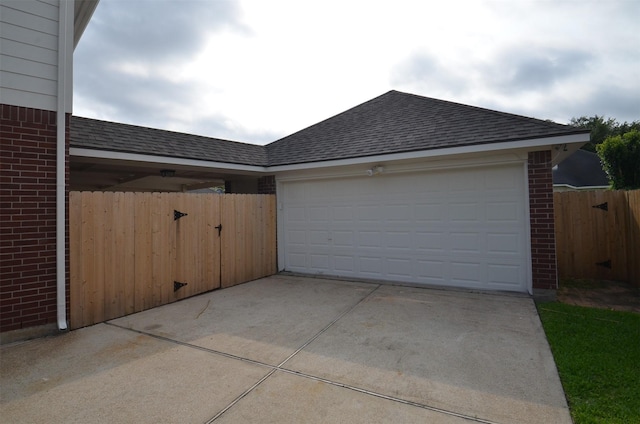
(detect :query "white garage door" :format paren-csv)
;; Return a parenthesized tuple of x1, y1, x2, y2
(280, 164, 529, 292)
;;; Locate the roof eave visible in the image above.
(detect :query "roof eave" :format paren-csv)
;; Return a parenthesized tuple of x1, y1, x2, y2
(74, 0, 100, 49)
(70, 147, 269, 174)
(268, 132, 590, 172)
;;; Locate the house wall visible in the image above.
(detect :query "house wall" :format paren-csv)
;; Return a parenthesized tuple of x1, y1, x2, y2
(0, 0, 73, 113)
(528, 150, 558, 291)
(0, 104, 70, 337)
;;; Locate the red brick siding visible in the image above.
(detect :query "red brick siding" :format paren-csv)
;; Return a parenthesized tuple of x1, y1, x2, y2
(258, 175, 276, 194)
(0, 104, 70, 333)
(528, 150, 557, 290)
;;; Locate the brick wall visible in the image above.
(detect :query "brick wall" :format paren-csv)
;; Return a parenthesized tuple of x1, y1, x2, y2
(257, 175, 276, 194)
(528, 150, 557, 290)
(0, 104, 69, 333)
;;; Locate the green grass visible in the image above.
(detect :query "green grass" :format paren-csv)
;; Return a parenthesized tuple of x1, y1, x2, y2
(537, 302, 640, 424)
(559, 278, 613, 289)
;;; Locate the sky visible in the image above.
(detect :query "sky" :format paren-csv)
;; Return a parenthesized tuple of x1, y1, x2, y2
(73, 0, 640, 145)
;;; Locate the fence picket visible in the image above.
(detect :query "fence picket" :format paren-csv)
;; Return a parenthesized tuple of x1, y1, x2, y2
(554, 190, 639, 286)
(69, 192, 276, 329)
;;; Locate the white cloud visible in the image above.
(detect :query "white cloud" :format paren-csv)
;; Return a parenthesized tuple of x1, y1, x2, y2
(73, 0, 640, 144)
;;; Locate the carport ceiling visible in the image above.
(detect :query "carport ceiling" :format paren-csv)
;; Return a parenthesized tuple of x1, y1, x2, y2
(70, 157, 249, 192)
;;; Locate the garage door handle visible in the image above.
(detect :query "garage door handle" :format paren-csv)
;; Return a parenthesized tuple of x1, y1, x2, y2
(215, 224, 222, 236)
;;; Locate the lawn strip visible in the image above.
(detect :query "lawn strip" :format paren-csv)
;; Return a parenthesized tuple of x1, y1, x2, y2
(537, 302, 640, 424)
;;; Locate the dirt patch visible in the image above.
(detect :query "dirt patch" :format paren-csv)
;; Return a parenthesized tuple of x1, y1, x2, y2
(557, 279, 640, 313)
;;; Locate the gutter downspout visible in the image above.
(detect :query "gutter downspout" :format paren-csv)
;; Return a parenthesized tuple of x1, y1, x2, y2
(56, 0, 71, 331)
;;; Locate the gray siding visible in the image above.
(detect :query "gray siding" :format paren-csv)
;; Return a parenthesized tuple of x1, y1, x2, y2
(0, 0, 72, 112)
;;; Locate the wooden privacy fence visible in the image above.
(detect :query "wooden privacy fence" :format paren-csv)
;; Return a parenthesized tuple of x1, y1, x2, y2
(69, 192, 277, 329)
(554, 190, 640, 286)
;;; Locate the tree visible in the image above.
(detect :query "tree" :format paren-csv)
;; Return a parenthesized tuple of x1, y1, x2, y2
(596, 130, 640, 190)
(569, 115, 640, 152)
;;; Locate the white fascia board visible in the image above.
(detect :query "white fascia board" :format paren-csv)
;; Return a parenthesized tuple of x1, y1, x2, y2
(74, 0, 100, 49)
(72, 132, 589, 175)
(70, 147, 267, 173)
(268, 133, 589, 173)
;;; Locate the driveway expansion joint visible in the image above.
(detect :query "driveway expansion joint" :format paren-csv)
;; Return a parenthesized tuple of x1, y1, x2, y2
(106, 284, 498, 424)
(3, 276, 570, 423)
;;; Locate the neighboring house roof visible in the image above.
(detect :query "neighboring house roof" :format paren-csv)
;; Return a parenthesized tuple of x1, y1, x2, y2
(71, 116, 269, 166)
(71, 90, 590, 168)
(266, 90, 589, 166)
(553, 149, 610, 188)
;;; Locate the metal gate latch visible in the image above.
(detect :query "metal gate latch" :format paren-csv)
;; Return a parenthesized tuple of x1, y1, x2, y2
(215, 224, 222, 236)
(174, 281, 188, 292)
(595, 259, 611, 269)
(174, 210, 188, 220)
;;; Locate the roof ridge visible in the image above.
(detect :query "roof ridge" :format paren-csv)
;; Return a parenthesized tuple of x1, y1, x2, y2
(265, 91, 394, 147)
(386, 90, 580, 130)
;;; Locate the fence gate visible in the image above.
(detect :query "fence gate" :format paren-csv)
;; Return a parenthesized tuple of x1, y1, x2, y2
(69, 192, 276, 329)
(554, 190, 640, 285)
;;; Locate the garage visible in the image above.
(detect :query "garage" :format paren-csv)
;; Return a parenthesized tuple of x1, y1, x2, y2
(71, 90, 590, 300)
(280, 163, 529, 292)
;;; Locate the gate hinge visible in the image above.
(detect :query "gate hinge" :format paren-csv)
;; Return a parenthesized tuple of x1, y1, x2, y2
(592, 202, 608, 212)
(174, 281, 188, 292)
(174, 210, 188, 220)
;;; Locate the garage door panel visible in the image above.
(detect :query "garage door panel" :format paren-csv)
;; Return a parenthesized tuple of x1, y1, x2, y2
(415, 231, 445, 251)
(450, 232, 482, 253)
(310, 254, 330, 270)
(449, 202, 482, 222)
(449, 170, 479, 191)
(485, 167, 521, 189)
(288, 253, 307, 268)
(450, 261, 484, 284)
(358, 231, 382, 248)
(382, 204, 411, 222)
(486, 202, 520, 222)
(487, 264, 522, 286)
(333, 230, 354, 247)
(416, 260, 446, 281)
(414, 203, 445, 222)
(386, 257, 413, 278)
(386, 231, 412, 249)
(332, 205, 354, 221)
(334, 255, 355, 272)
(359, 256, 383, 274)
(308, 206, 329, 222)
(487, 233, 521, 254)
(356, 205, 383, 221)
(309, 230, 330, 247)
(286, 206, 306, 222)
(281, 164, 528, 292)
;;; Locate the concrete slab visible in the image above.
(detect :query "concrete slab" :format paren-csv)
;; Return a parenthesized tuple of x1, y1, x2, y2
(284, 284, 571, 424)
(109, 275, 375, 365)
(0, 323, 270, 423)
(1, 276, 571, 424)
(215, 370, 470, 424)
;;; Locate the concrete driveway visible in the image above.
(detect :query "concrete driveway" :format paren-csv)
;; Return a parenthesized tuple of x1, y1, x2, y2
(1, 275, 571, 423)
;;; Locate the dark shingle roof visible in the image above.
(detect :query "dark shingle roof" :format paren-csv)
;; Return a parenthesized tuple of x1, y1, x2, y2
(70, 116, 268, 166)
(266, 90, 589, 166)
(553, 149, 609, 187)
(71, 91, 589, 168)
